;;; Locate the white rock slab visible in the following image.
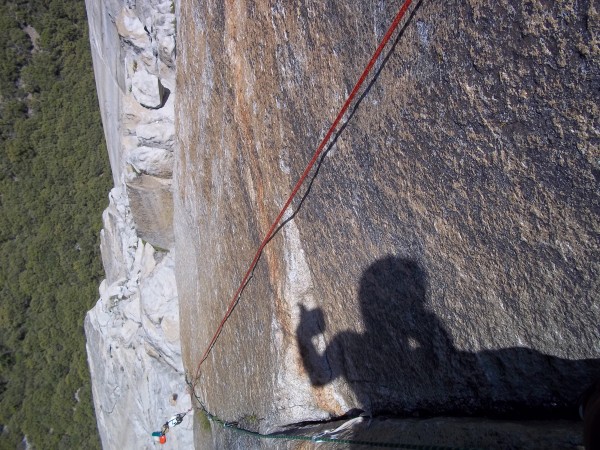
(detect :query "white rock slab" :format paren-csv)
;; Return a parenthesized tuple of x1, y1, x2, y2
(131, 70, 164, 109)
(86, 250, 192, 450)
(127, 146, 173, 178)
(116, 8, 151, 49)
(136, 121, 174, 148)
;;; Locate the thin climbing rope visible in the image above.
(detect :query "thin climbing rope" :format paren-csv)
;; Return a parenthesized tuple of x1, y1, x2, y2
(191, 0, 415, 391)
(188, 384, 481, 450)
(176, 3, 467, 447)
(202, 410, 479, 449)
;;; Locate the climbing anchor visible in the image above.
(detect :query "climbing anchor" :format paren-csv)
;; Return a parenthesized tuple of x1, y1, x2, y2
(152, 408, 192, 444)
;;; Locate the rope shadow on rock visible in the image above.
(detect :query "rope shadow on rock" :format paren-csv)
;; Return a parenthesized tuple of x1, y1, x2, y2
(267, 0, 425, 245)
(225, 1, 426, 352)
(188, 0, 425, 395)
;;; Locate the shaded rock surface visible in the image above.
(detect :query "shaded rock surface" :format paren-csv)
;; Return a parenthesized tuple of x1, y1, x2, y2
(198, 415, 585, 450)
(126, 174, 175, 250)
(174, 0, 600, 447)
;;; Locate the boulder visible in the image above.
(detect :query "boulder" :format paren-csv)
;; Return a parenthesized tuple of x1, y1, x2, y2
(126, 146, 173, 178)
(116, 8, 150, 50)
(139, 249, 182, 370)
(158, 34, 176, 68)
(131, 70, 165, 109)
(136, 120, 174, 148)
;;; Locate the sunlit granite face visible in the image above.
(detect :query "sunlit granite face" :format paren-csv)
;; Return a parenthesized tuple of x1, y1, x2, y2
(174, 0, 599, 447)
(85, 0, 191, 448)
(87, 0, 599, 448)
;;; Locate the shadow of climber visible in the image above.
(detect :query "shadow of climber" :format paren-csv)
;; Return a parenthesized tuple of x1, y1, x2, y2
(296, 256, 600, 421)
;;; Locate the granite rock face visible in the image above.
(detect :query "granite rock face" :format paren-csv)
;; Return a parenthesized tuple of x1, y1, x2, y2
(87, 187, 192, 449)
(174, 0, 600, 446)
(131, 69, 166, 108)
(84, 0, 190, 448)
(126, 175, 175, 250)
(86, 0, 177, 250)
(127, 145, 174, 178)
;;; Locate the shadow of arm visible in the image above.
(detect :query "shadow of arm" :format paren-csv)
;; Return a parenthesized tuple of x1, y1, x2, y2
(296, 304, 337, 386)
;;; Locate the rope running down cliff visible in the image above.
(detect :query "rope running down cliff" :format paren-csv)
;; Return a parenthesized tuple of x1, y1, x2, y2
(187, 378, 481, 450)
(191, 0, 415, 391)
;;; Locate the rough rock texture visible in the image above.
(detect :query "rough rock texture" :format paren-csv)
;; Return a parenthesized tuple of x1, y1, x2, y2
(87, 187, 192, 449)
(175, 0, 600, 447)
(100, 188, 138, 286)
(199, 415, 586, 450)
(85, 0, 126, 185)
(131, 69, 166, 108)
(127, 146, 174, 178)
(86, 0, 176, 250)
(126, 174, 175, 250)
(85, 0, 190, 448)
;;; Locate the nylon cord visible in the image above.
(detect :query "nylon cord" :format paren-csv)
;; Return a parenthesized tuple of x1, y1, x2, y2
(191, 0, 415, 391)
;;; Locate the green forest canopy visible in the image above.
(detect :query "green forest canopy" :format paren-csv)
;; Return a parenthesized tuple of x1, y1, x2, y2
(0, 0, 110, 448)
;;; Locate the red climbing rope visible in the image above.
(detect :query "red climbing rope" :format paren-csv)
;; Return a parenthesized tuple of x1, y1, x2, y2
(191, 0, 414, 389)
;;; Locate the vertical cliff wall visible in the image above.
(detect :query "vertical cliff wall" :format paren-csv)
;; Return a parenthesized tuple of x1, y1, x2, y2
(175, 0, 599, 447)
(84, 0, 193, 448)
